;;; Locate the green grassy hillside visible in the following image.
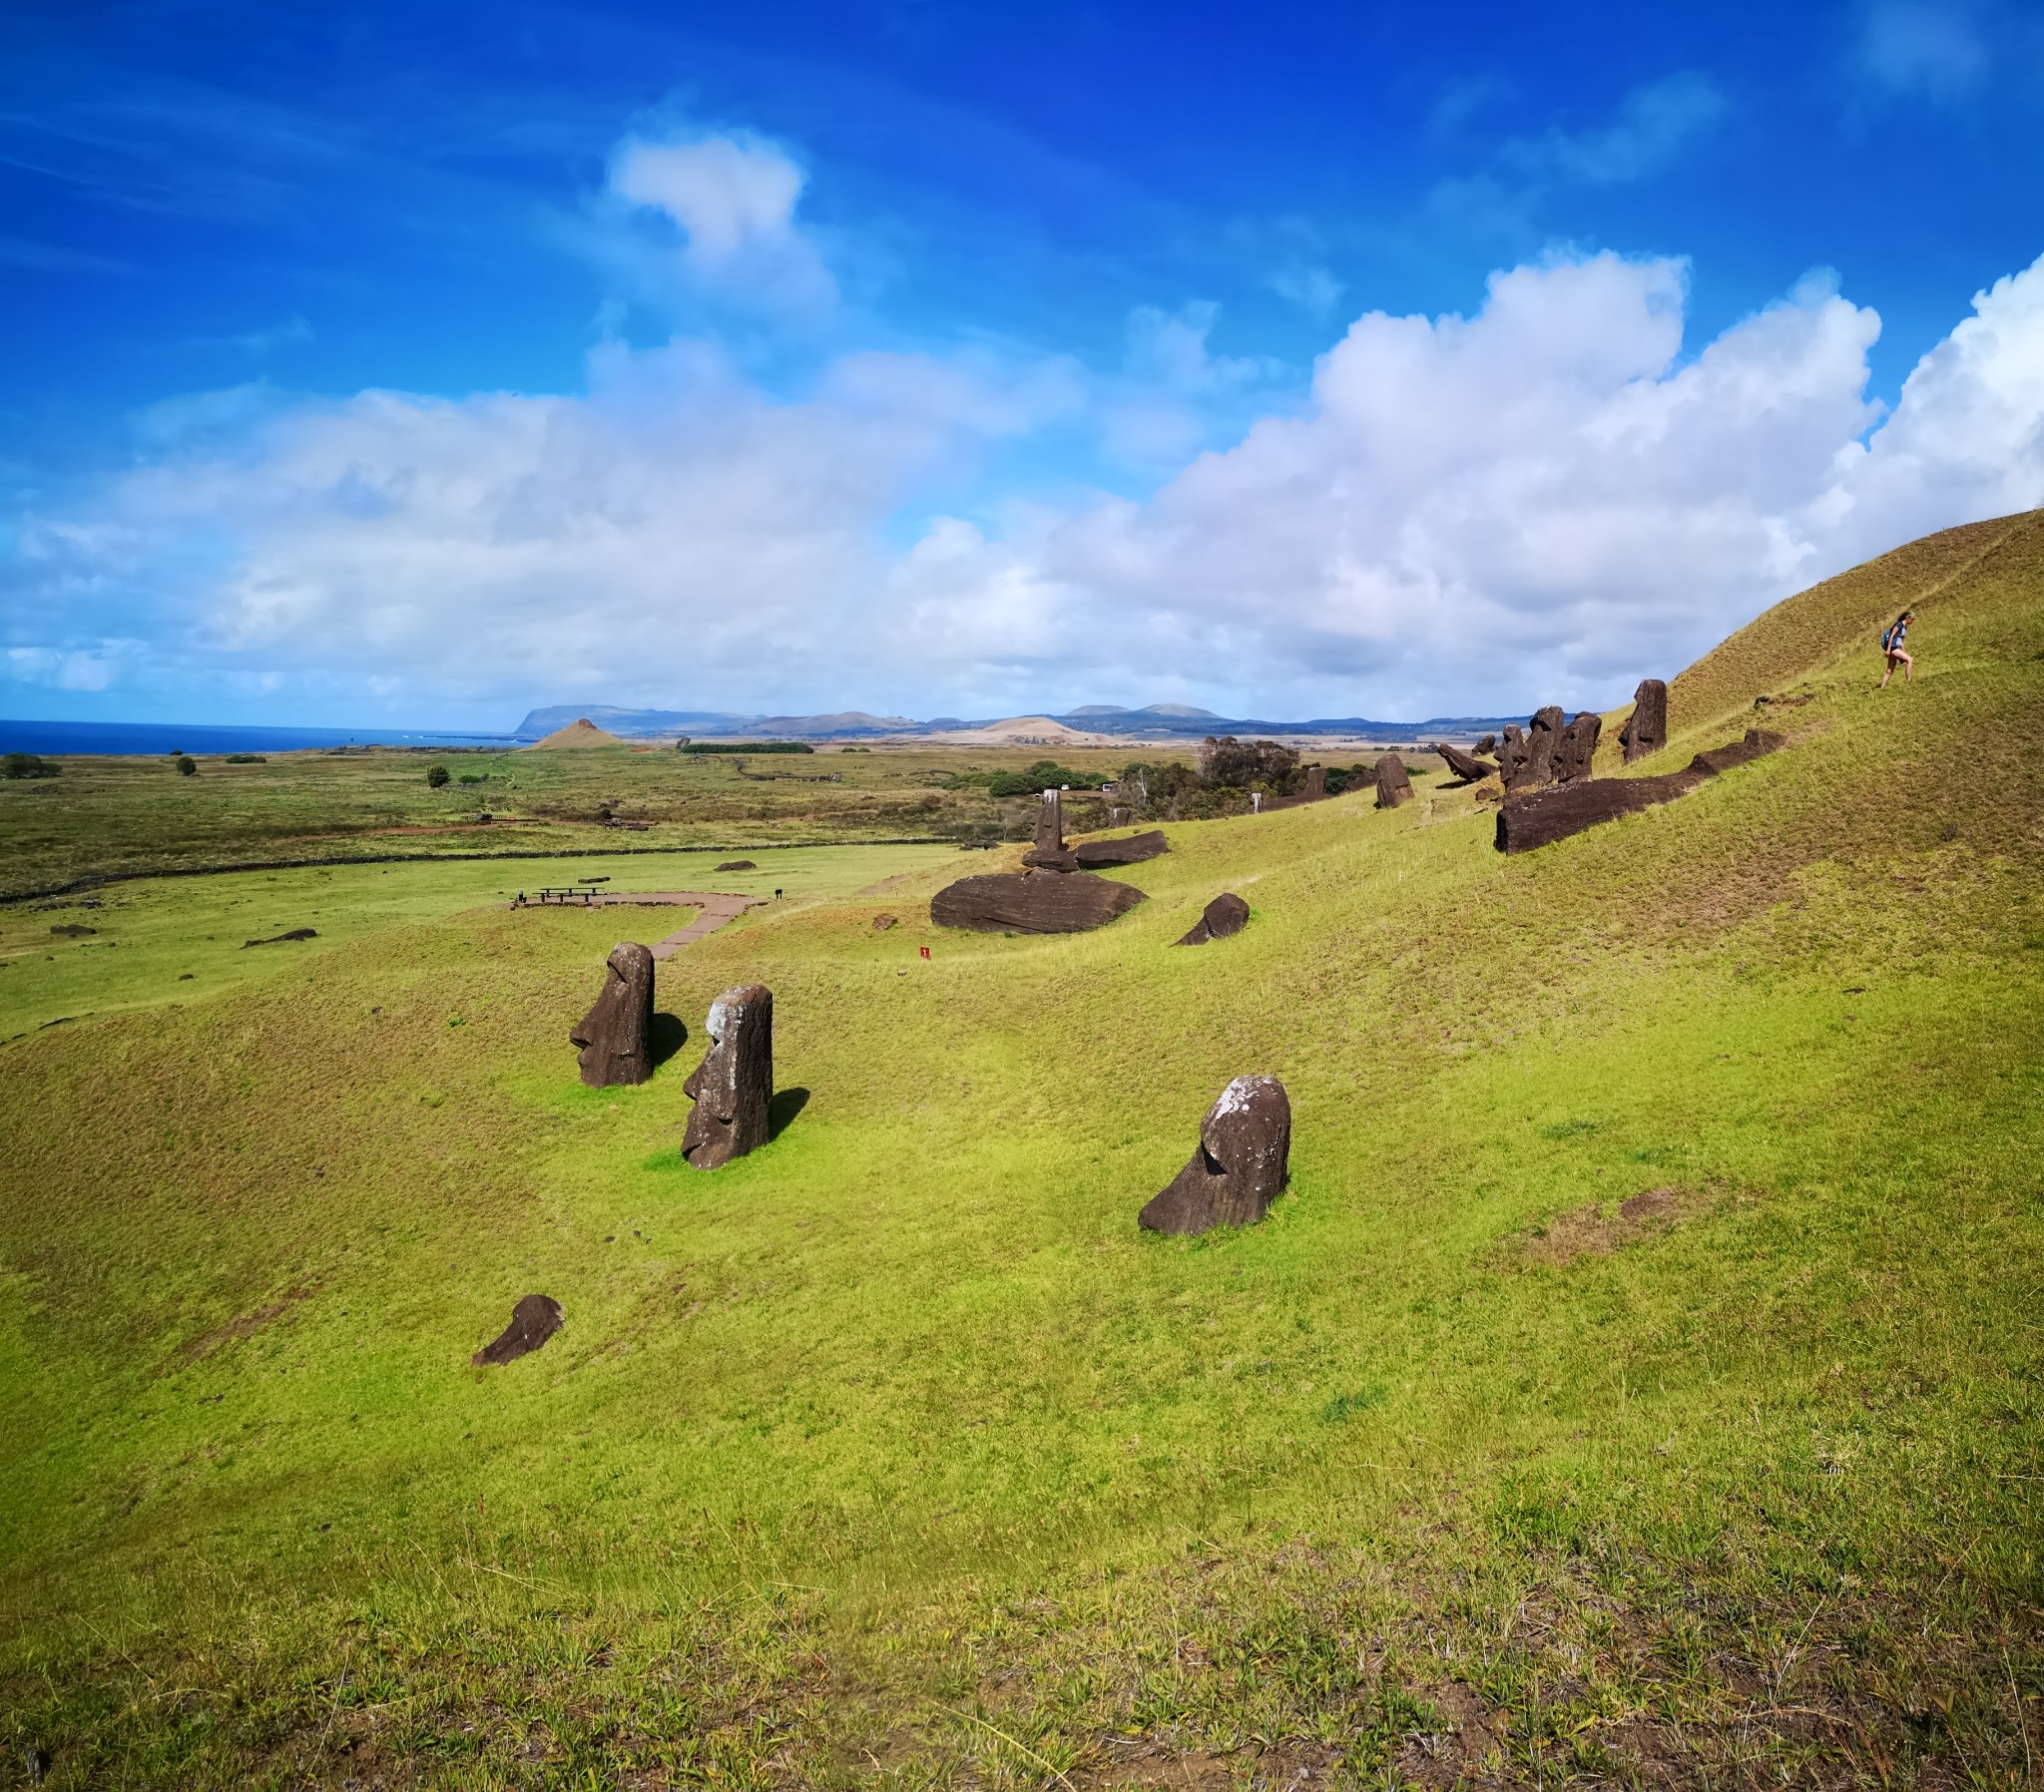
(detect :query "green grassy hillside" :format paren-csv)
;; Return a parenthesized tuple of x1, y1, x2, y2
(2, 515, 2041, 1788)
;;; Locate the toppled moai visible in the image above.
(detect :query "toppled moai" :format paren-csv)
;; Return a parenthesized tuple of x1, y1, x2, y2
(1073, 829, 1169, 868)
(1434, 740, 1497, 783)
(931, 872, 1147, 933)
(1551, 710, 1602, 783)
(1022, 788, 1078, 871)
(1619, 678, 1668, 762)
(682, 984, 773, 1168)
(1139, 1076, 1291, 1235)
(472, 1293, 563, 1366)
(570, 941, 656, 1088)
(1174, 891, 1250, 946)
(1374, 753, 1414, 808)
(1495, 727, 1786, 853)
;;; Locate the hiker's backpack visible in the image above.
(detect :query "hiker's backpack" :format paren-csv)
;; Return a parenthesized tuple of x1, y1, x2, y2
(1880, 623, 1899, 652)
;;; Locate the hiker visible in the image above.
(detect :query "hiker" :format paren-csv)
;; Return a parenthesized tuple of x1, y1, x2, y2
(1879, 610, 1915, 687)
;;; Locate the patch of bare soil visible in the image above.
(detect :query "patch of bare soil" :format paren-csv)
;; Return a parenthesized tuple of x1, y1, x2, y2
(1393, 1680, 1508, 1787)
(1520, 1185, 1688, 1266)
(176, 1284, 315, 1364)
(1078, 1739, 1340, 1788)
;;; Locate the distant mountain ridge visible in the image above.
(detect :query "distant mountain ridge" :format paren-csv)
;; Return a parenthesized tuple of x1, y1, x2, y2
(511, 701, 1524, 743)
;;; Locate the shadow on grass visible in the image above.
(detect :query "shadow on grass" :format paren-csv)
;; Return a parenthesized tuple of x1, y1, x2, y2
(769, 1088, 809, 1139)
(650, 1012, 689, 1069)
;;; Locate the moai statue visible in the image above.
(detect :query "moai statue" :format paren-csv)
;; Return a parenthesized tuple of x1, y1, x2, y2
(1552, 711, 1603, 783)
(1301, 764, 1327, 800)
(1374, 753, 1413, 808)
(1619, 678, 1669, 762)
(1022, 788, 1077, 870)
(682, 984, 773, 1168)
(570, 942, 656, 1088)
(1139, 1076, 1291, 1235)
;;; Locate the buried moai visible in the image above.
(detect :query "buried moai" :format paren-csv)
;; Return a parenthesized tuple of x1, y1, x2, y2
(1174, 891, 1250, 946)
(1022, 788, 1078, 871)
(570, 941, 656, 1088)
(1434, 740, 1497, 783)
(1619, 677, 1669, 762)
(1550, 710, 1603, 783)
(472, 1293, 563, 1366)
(1139, 1076, 1292, 1235)
(1374, 752, 1414, 809)
(682, 984, 774, 1168)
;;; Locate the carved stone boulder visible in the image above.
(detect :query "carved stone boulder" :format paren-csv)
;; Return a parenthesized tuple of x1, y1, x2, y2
(472, 1293, 563, 1366)
(1174, 891, 1250, 946)
(931, 872, 1147, 934)
(1434, 741, 1497, 783)
(1474, 734, 1498, 755)
(1619, 678, 1668, 762)
(1688, 727, 1784, 775)
(1300, 764, 1327, 800)
(1139, 1076, 1291, 1235)
(570, 941, 656, 1088)
(1521, 705, 1565, 788)
(1073, 829, 1169, 868)
(1374, 753, 1414, 809)
(1552, 711, 1602, 783)
(1495, 724, 1528, 787)
(682, 984, 773, 1169)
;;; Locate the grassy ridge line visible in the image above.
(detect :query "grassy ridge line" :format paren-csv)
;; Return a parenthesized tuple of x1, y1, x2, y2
(0, 835, 963, 906)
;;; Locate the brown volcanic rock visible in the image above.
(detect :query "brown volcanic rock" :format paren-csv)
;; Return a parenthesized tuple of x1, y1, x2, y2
(931, 872, 1147, 934)
(1175, 891, 1251, 946)
(570, 941, 656, 1088)
(1301, 764, 1327, 799)
(682, 984, 773, 1168)
(1494, 724, 1528, 787)
(1522, 705, 1565, 787)
(1374, 753, 1414, 808)
(1139, 1076, 1291, 1235)
(1552, 710, 1603, 783)
(1474, 734, 1498, 755)
(1073, 829, 1169, 868)
(472, 1294, 563, 1366)
(1688, 726, 1785, 774)
(1434, 741, 1497, 783)
(1619, 678, 1669, 762)
(1496, 728, 1786, 853)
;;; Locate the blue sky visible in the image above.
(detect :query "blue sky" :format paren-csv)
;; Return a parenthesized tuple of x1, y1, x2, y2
(4, 0, 2043, 727)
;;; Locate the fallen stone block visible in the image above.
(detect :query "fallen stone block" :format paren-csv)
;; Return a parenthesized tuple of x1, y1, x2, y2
(242, 928, 317, 948)
(931, 872, 1147, 934)
(1139, 1076, 1291, 1235)
(683, 984, 774, 1168)
(1174, 891, 1251, 946)
(1687, 727, 1785, 775)
(1073, 829, 1169, 868)
(1375, 753, 1413, 808)
(472, 1294, 563, 1366)
(1496, 728, 1785, 853)
(1619, 678, 1669, 761)
(570, 941, 656, 1088)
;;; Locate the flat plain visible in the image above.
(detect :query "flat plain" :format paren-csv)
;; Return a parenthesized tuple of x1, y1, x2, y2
(2, 513, 2041, 1788)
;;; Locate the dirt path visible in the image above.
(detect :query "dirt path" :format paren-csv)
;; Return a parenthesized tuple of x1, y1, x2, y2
(521, 889, 767, 958)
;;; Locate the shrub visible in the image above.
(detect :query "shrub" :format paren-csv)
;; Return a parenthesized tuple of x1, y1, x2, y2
(426, 764, 451, 787)
(458, 772, 485, 784)
(949, 758, 1105, 798)
(175, 754, 197, 776)
(224, 753, 266, 763)
(2, 751, 59, 779)
(679, 740, 813, 755)
(1197, 735, 1301, 793)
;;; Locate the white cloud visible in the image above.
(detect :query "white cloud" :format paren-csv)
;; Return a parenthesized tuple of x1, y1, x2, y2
(604, 130, 835, 313)
(10, 250, 2044, 723)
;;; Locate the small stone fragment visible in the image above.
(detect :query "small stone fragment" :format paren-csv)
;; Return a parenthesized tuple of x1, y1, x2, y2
(682, 984, 774, 1168)
(931, 872, 1146, 934)
(1072, 829, 1169, 868)
(1374, 753, 1413, 809)
(1174, 891, 1250, 946)
(1139, 1076, 1291, 1235)
(570, 941, 656, 1088)
(1619, 678, 1669, 762)
(472, 1293, 563, 1366)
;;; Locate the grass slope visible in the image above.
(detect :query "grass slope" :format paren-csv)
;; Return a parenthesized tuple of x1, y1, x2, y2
(1, 515, 2041, 1787)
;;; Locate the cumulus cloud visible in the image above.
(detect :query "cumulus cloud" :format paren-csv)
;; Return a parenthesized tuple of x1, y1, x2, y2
(1852, 0, 1990, 101)
(1505, 72, 1729, 186)
(603, 130, 835, 313)
(9, 249, 2044, 722)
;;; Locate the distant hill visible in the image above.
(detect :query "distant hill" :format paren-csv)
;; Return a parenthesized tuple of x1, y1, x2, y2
(526, 717, 627, 749)
(513, 699, 1525, 742)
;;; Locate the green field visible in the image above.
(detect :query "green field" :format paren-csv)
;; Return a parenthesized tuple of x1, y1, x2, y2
(2, 513, 2042, 1788)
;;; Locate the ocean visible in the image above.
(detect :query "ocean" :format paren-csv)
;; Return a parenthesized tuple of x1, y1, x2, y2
(0, 719, 523, 757)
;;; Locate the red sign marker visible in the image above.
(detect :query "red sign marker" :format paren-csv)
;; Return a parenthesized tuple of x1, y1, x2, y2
(919, 946, 930, 959)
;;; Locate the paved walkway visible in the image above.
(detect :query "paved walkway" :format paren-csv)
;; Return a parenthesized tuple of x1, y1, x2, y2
(518, 890, 766, 958)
